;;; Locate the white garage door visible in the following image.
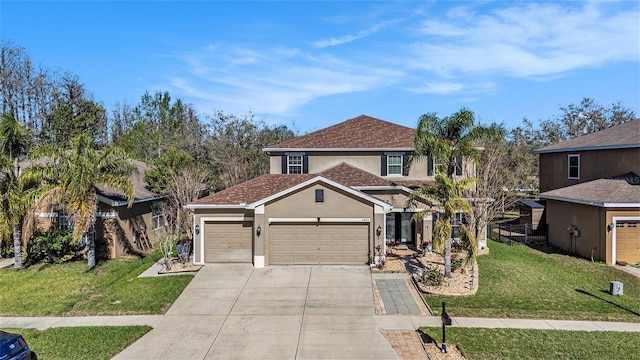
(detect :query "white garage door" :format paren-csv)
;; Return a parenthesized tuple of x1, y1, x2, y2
(269, 224, 369, 265)
(616, 221, 640, 263)
(204, 221, 253, 263)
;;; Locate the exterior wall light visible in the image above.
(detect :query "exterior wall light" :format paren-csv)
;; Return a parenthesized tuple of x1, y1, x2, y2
(195, 224, 200, 235)
(256, 225, 262, 237)
(376, 225, 382, 237)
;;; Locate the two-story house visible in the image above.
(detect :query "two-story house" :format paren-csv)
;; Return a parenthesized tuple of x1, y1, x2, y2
(186, 115, 477, 267)
(536, 120, 640, 265)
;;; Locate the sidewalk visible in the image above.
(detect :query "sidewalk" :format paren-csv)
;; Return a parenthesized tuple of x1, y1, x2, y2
(2, 314, 638, 333)
(0, 315, 162, 330)
(375, 315, 640, 332)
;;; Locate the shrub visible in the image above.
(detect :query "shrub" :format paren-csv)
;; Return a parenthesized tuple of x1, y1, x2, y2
(452, 258, 464, 271)
(421, 266, 444, 286)
(27, 229, 79, 264)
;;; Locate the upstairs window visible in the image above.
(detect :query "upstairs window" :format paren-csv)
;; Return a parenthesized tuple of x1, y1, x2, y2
(315, 189, 324, 203)
(568, 154, 580, 179)
(287, 155, 303, 174)
(428, 155, 443, 176)
(387, 155, 403, 176)
(282, 154, 308, 174)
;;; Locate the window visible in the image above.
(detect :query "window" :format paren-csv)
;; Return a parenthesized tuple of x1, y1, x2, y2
(568, 154, 580, 179)
(56, 208, 73, 231)
(428, 155, 443, 176)
(151, 203, 165, 230)
(387, 155, 403, 176)
(315, 189, 324, 203)
(287, 155, 303, 174)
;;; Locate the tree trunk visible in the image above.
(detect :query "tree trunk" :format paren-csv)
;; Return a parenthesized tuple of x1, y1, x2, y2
(13, 224, 23, 269)
(86, 231, 96, 270)
(444, 238, 452, 278)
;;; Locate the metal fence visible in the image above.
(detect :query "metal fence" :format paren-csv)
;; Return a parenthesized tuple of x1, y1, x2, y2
(488, 223, 547, 246)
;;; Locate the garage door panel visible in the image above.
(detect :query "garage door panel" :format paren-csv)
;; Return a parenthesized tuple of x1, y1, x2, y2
(270, 224, 368, 265)
(205, 222, 252, 263)
(616, 221, 640, 263)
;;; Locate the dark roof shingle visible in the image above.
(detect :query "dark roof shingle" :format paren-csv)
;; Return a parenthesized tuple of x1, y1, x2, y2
(266, 115, 415, 150)
(540, 172, 640, 205)
(536, 120, 640, 153)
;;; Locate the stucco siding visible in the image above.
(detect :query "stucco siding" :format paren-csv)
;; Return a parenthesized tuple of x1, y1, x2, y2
(539, 148, 640, 192)
(546, 200, 605, 262)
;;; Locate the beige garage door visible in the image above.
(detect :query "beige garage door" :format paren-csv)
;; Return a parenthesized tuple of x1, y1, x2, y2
(269, 224, 369, 265)
(616, 221, 640, 263)
(204, 221, 253, 263)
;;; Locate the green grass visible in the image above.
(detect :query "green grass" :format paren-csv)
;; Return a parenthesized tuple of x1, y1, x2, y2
(420, 327, 640, 360)
(0, 251, 193, 316)
(2, 326, 151, 360)
(426, 240, 640, 322)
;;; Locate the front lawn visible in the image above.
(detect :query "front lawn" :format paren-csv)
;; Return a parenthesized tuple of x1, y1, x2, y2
(2, 326, 151, 360)
(0, 251, 193, 316)
(426, 240, 640, 321)
(420, 327, 640, 360)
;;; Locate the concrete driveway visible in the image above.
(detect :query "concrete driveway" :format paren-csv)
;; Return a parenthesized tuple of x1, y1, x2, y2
(113, 264, 398, 360)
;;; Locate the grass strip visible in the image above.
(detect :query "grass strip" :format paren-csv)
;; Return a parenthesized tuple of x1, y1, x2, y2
(426, 240, 640, 322)
(2, 326, 151, 360)
(420, 327, 640, 360)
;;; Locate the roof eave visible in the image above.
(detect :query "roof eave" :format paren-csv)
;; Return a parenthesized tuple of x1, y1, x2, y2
(539, 194, 640, 208)
(98, 194, 165, 207)
(535, 143, 640, 154)
(184, 204, 248, 210)
(263, 147, 415, 153)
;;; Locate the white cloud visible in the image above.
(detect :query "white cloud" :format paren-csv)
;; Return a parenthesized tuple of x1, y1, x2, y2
(409, 2, 639, 78)
(312, 18, 405, 48)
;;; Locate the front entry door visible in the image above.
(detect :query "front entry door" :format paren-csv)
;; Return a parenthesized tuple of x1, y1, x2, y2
(385, 213, 415, 246)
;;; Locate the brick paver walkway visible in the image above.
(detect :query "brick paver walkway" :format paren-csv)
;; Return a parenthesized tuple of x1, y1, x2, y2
(380, 330, 428, 360)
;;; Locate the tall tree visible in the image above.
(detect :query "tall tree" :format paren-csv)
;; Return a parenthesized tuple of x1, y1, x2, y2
(410, 108, 502, 276)
(26, 134, 135, 269)
(205, 111, 295, 189)
(145, 146, 210, 237)
(0, 113, 33, 268)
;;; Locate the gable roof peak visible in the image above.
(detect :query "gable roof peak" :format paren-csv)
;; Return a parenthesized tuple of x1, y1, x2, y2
(265, 114, 415, 150)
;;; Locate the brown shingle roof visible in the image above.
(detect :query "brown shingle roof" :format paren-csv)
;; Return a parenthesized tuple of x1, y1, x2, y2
(191, 174, 316, 205)
(191, 162, 435, 206)
(318, 163, 390, 187)
(266, 115, 415, 150)
(540, 172, 640, 205)
(536, 120, 640, 153)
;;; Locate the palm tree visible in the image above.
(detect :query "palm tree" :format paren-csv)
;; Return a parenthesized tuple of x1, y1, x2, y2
(0, 113, 31, 268)
(410, 108, 502, 277)
(413, 174, 476, 277)
(27, 133, 136, 269)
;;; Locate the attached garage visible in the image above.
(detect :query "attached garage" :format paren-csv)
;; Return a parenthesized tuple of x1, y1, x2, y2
(615, 220, 640, 263)
(269, 223, 369, 265)
(204, 221, 253, 263)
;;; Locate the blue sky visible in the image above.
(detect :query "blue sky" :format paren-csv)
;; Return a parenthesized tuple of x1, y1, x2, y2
(2, 1, 639, 133)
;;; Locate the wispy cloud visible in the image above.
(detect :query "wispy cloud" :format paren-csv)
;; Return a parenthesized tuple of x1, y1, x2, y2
(312, 18, 405, 48)
(408, 2, 639, 78)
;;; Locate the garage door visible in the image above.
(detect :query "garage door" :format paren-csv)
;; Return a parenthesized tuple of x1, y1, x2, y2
(269, 224, 369, 265)
(204, 221, 252, 263)
(616, 221, 640, 263)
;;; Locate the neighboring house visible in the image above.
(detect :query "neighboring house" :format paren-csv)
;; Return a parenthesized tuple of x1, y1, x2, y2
(23, 159, 167, 259)
(536, 120, 640, 265)
(186, 115, 479, 267)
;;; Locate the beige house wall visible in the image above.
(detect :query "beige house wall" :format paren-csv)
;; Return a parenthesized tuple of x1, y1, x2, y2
(269, 152, 435, 180)
(263, 183, 377, 266)
(192, 208, 254, 264)
(539, 148, 640, 192)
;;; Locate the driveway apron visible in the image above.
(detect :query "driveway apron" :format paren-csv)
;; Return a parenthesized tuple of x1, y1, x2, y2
(113, 265, 398, 360)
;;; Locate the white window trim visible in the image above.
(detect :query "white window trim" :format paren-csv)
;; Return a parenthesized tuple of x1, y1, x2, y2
(431, 156, 443, 175)
(287, 154, 303, 174)
(568, 154, 580, 180)
(387, 154, 403, 176)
